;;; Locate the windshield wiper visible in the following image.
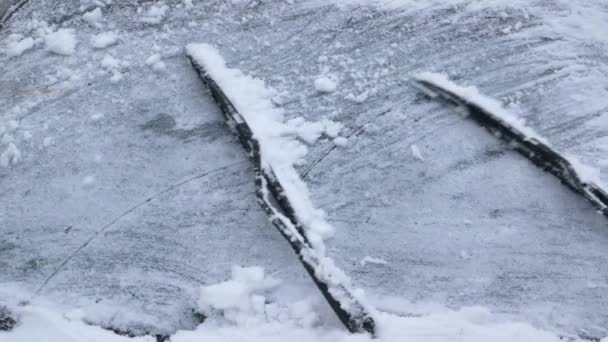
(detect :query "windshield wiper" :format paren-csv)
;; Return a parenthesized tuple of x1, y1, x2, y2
(412, 76, 608, 219)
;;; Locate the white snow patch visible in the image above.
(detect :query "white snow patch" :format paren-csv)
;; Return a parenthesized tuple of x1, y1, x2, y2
(360, 256, 388, 266)
(0, 143, 21, 167)
(141, 3, 169, 24)
(145, 53, 166, 72)
(91, 32, 118, 49)
(82, 175, 95, 185)
(5, 37, 35, 58)
(314, 76, 338, 93)
(333, 137, 348, 147)
(42, 137, 53, 147)
(44, 29, 77, 56)
(1, 281, 570, 342)
(198, 266, 280, 322)
(285, 117, 343, 145)
(100, 54, 128, 82)
(410, 144, 424, 161)
(83, 8, 103, 28)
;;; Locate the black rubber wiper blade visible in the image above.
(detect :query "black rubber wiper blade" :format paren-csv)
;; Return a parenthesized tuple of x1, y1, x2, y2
(412, 76, 608, 219)
(187, 51, 376, 336)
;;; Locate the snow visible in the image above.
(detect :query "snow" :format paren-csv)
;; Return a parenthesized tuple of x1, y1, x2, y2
(141, 4, 169, 24)
(0, 142, 21, 167)
(314, 76, 338, 93)
(91, 32, 118, 49)
(410, 144, 424, 161)
(333, 137, 348, 147)
(413, 72, 545, 143)
(186, 43, 341, 247)
(83, 8, 103, 28)
(4, 37, 34, 58)
(413, 72, 605, 186)
(360, 256, 387, 266)
(44, 29, 77, 56)
(0, 274, 575, 342)
(145, 53, 166, 72)
(100, 54, 128, 82)
(197, 266, 281, 320)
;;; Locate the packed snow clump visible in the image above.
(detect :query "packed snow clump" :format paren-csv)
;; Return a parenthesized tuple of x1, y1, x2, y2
(0, 143, 21, 167)
(145, 53, 166, 72)
(83, 8, 103, 27)
(91, 32, 118, 49)
(197, 266, 282, 324)
(44, 29, 77, 56)
(100, 54, 129, 82)
(4, 37, 35, 58)
(314, 75, 338, 93)
(141, 3, 169, 24)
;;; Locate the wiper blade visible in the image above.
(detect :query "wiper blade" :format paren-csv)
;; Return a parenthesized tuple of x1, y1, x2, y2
(412, 75, 608, 219)
(187, 50, 376, 336)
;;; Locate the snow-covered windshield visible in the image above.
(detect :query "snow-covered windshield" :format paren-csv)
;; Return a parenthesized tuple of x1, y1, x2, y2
(1, 1, 607, 341)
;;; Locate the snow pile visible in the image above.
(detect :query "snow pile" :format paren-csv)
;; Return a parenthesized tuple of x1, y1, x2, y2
(141, 3, 169, 24)
(197, 266, 287, 325)
(91, 32, 118, 49)
(314, 75, 338, 93)
(186, 43, 342, 246)
(4, 37, 35, 58)
(44, 29, 77, 56)
(0, 273, 576, 342)
(83, 8, 103, 28)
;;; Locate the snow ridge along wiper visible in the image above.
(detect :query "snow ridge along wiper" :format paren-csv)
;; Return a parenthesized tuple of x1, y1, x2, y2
(412, 74, 608, 218)
(187, 49, 376, 336)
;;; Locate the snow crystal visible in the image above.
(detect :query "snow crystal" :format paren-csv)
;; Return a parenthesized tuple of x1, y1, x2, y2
(91, 32, 118, 49)
(5, 37, 35, 58)
(184, 0, 193, 9)
(314, 76, 338, 93)
(83, 8, 103, 27)
(44, 29, 77, 56)
(0, 143, 21, 167)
